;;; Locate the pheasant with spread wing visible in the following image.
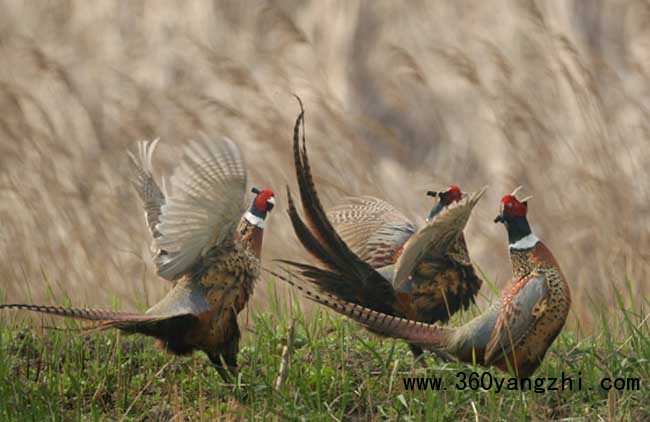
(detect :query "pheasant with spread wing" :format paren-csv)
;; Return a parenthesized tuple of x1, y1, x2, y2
(327, 186, 482, 326)
(1, 134, 275, 381)
(275, 101, 485, 358)
(279, 188, 570, 376)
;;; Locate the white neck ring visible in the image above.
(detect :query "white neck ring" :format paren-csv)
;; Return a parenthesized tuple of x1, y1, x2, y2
(509, 233, 539, 250)
(244, 211, 265, 229)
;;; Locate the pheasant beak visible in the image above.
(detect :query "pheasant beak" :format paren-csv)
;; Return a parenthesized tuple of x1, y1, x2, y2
(494, 203, 505, 224)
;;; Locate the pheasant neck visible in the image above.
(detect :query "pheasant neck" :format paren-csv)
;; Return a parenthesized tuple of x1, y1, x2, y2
(426, 200, 445, 221)
(236, 215, 264, 258)
(505, 215, 532, 246)
(505, 216, 539, 279)
(243, 210, 266, 229)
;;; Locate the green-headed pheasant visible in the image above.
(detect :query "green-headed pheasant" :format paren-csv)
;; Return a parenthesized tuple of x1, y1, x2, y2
(275, 101, 485, 358)
(1, 134, 275, 382)
(277, 187, 570, 376)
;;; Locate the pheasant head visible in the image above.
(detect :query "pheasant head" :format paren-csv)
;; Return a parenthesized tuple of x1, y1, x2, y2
(425, 184, 463, 221)
(244, 187, 276, 229)
(494, 186, 536, 249)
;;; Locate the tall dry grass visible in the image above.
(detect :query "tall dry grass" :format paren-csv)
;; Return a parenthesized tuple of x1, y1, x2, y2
(0, 0, 648, 328)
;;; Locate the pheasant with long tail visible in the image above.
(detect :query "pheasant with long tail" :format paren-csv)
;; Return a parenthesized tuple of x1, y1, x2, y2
(1, 134, 275, 382)
(274, 100, 485, 359)
(278, 187, 570, 376)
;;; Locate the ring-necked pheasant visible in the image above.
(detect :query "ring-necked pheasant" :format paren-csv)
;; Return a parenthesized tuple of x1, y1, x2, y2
(1, 134, 275, 382)
(277, 187, 571, 376)
(275, 100, 485, 359)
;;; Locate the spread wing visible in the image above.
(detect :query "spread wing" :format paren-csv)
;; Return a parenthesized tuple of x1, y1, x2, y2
(128, 139, 167, 238)
(392, 187, 487, 288)
(327, 197, 417, 268)
(484, 273, 550, 365)
(154, 134, 247, 281)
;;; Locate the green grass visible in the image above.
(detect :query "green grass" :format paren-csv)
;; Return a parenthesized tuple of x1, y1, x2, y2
(0, 281, 648, 421)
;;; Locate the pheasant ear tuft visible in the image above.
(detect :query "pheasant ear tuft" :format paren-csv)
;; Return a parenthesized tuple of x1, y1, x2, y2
(510, 186, 523, 197)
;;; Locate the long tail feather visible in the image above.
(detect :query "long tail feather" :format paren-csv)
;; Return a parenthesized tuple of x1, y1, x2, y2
(285, 98, 400, 314)
(266, 267, 449, 346)
(0, 303, 201, 355)
(285, 187, 338, 269)
(290, 99, 364, 272)
(0, 304, 144, 322)
(274, 258, 371, 305)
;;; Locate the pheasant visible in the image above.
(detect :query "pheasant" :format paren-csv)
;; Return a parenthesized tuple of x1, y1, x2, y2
(326, 186, 482, 325)
(276, 100, 485, 359)
(278, 187, 571, 377)
(1, 134, 275, 382)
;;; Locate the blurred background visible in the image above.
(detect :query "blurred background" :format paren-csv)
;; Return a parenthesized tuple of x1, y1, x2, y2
(0, 0, 648, 330)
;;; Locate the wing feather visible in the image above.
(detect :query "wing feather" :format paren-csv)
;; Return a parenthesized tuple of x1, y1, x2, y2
(392, 187, 486, 288)
(128, 139, 166, 238)
(484, 273, 550, 364)
(154, 134, 247, 280)
(327, 197, 416, 267)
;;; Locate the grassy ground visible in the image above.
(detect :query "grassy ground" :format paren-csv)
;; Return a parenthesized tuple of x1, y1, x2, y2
(1, 281, 648, 421)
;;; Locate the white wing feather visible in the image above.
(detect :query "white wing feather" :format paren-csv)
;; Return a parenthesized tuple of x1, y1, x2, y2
(128, 138, 166, 237)
(154, 134, 247, 280)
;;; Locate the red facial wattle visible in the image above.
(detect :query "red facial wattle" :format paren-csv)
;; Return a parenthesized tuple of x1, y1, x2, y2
(501, 194, 527, 217)
(445, 185, 462, 204)
(254, 189, 275, 212)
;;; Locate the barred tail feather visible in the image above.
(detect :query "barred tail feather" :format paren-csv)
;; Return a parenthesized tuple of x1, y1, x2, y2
(285, 187, 339, 270)
(274, 258, 370, 306)
(291, 99, 363, 271)
(286, 98, 399, 313)
(0, 304, 144, 323)
(266, 267, 449, 347)
(1, 303, 203, 357)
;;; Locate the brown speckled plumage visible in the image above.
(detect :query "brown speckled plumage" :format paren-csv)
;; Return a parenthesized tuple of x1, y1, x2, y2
(1, 135, 274, 381)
